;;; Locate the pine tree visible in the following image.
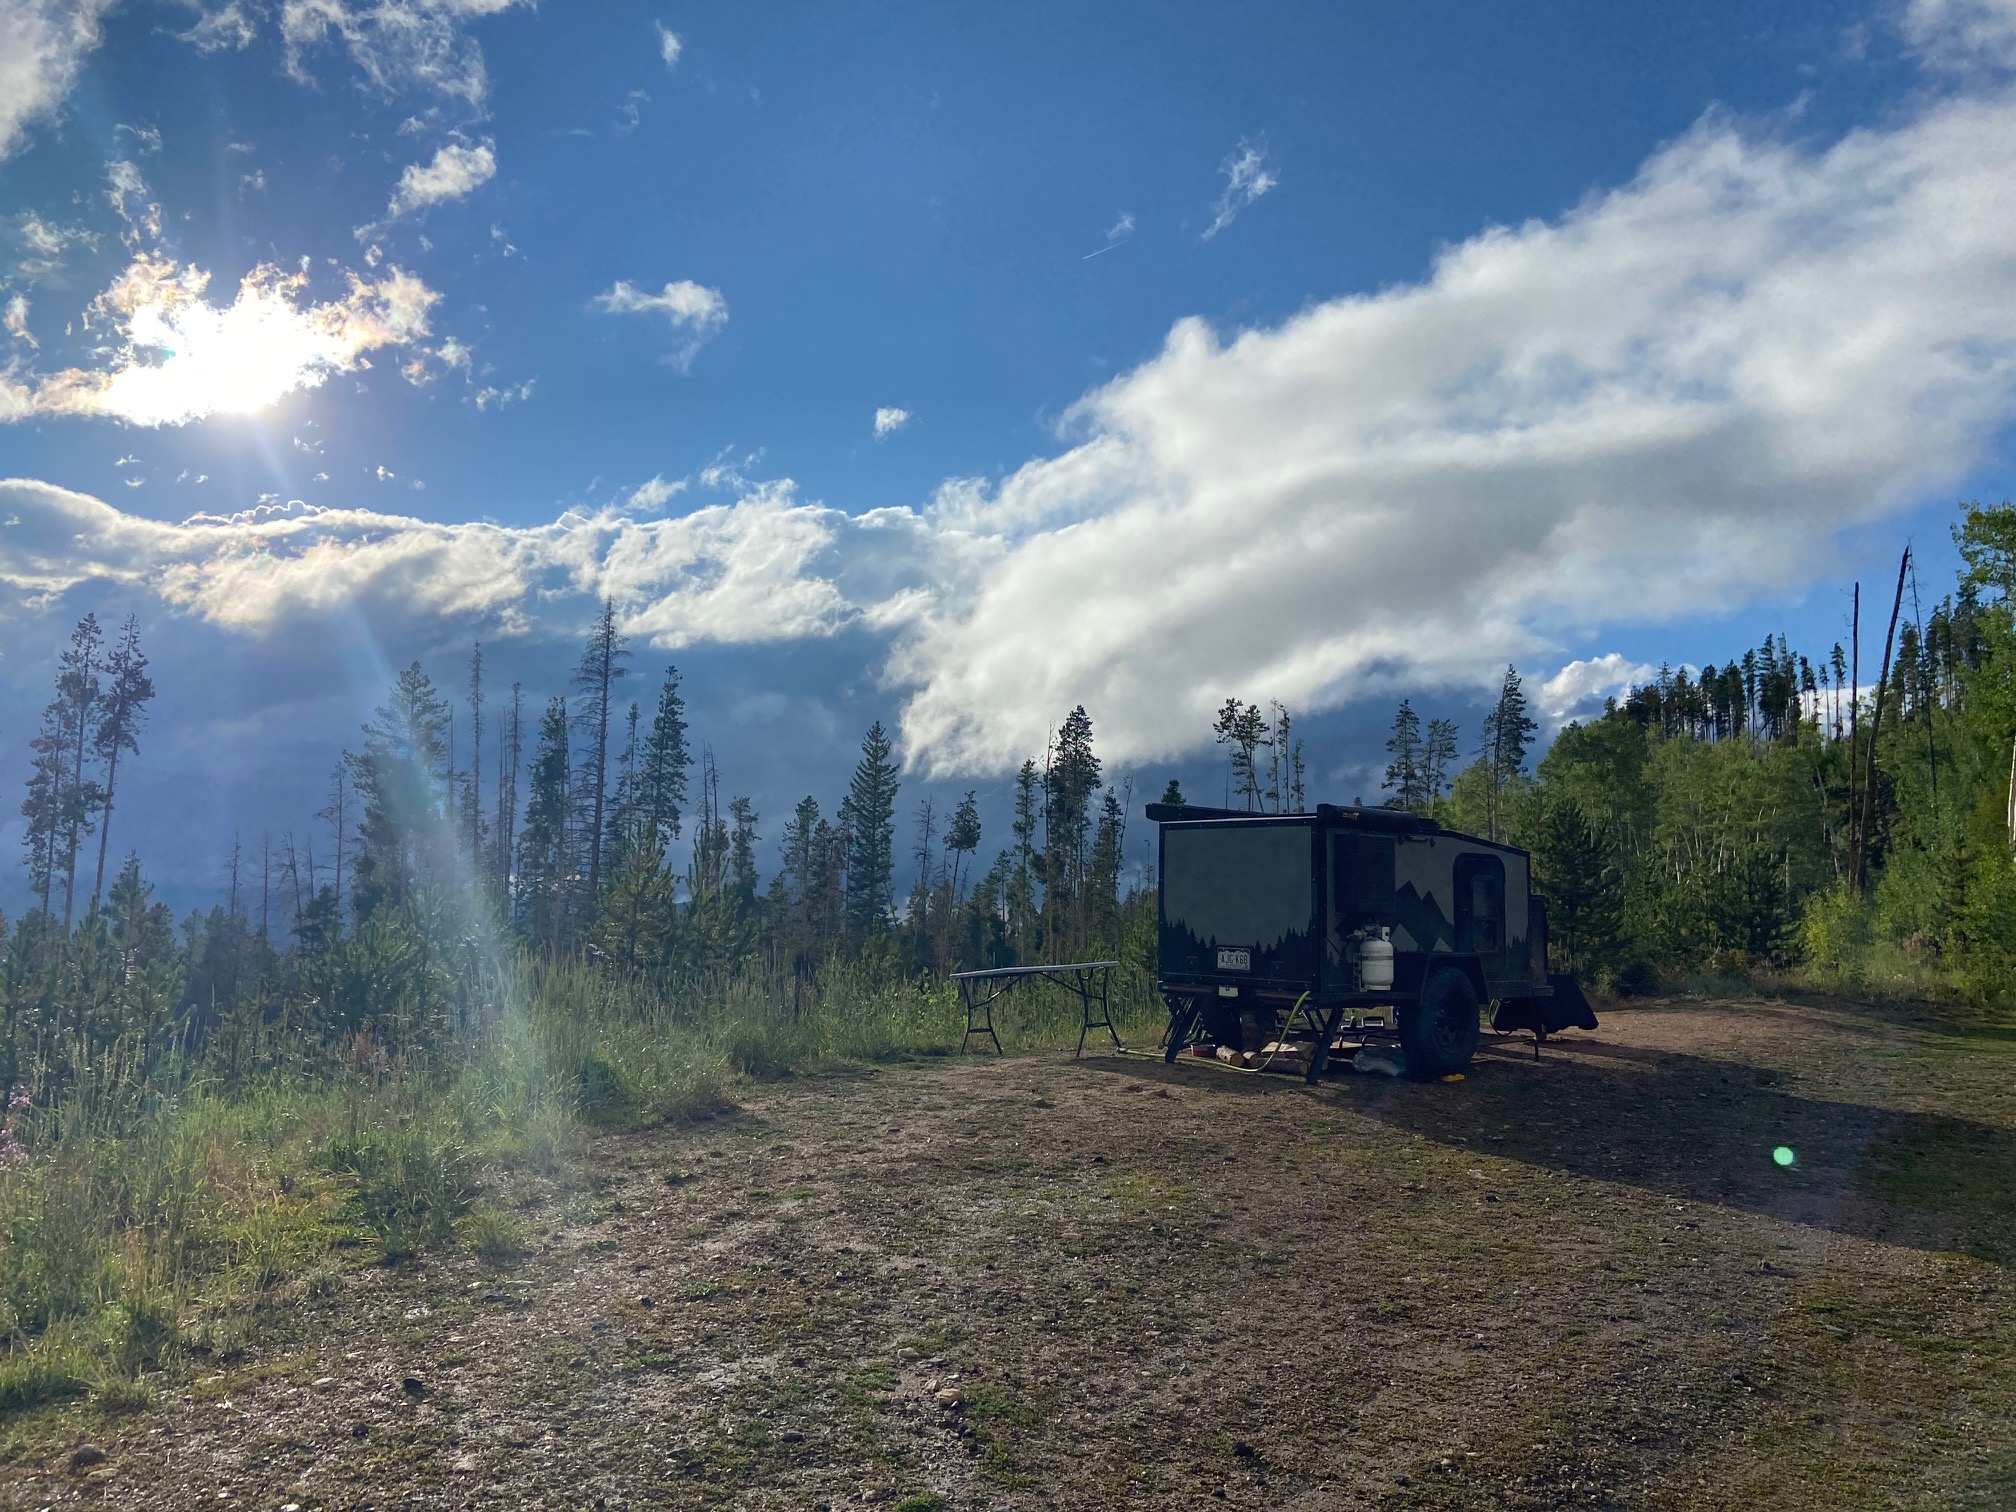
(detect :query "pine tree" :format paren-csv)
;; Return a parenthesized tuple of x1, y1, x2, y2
(517, 695, 574, 950)
(606, 701, 641, 864)
(1423, 718, 1459, 801)
(637, 666, 691, 853)
(727, 796, 760, 903)
(89, 615, 153, 912)
(1480, 666, 1537, 843)
(55, 614, 106, 930)
(1157, 778, 1186, 808)
(1043, 707, 1102, 952)
(572, 600, 631, 916)
(589, 834, 676, 972)
(779, 796, 827, 951)
(346, 662, 453, 917)
(945, 791, 982, 902)
(1009, 759, 1042, 957)
(20, 708, 67, 915)
(1383, 700, 1425, 809)
(1211, 699, 1269, 811)
(1536, 800, 1620, 976)
(464, 642, 487, 886)
(840, 721, 900, 943)
(1086, 788, 1126, 948)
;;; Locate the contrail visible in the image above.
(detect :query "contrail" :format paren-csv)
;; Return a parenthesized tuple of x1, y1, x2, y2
(1082, 240, 1128, 260)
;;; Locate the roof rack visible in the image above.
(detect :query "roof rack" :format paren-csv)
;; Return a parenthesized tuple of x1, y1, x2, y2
(1143, 801, 1441, 835)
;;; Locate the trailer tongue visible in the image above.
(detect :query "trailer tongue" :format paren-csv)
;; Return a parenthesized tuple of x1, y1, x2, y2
(1149, 801, 1595, 1080)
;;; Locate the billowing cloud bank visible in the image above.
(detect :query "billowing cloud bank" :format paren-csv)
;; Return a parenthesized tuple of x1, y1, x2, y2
(7, 24, 2016, 774)
(0, 478, 966, 650)
(893, 78, 2016, 770)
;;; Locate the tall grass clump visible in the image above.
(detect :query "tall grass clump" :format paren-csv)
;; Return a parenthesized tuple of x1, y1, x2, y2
(0, 921, 1167, 1411)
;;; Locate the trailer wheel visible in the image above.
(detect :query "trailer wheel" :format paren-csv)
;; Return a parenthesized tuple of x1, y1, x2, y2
(1401, 967, 1480, 1077)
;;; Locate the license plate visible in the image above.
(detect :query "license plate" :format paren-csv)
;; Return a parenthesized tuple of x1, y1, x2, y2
(1217, 948, 1251, 971)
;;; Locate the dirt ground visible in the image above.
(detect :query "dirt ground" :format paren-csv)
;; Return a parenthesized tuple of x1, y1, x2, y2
(8, 993, 2016, 1511)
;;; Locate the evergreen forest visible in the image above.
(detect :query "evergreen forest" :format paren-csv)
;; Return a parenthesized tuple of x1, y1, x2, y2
(1, 502, 2013, 1409)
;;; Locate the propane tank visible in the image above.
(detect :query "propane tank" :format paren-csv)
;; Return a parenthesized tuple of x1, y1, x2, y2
(1357, 927, 1395, 993)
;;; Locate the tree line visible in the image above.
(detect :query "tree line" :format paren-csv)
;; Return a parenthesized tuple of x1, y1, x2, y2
(1353, 504, 2016, 999)
(1, 601, 1160, 1097)
(9, 500, 2016, 1104)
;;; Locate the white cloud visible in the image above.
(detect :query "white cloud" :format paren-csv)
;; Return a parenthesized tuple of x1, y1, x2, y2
(1902, 0, 2016, 68)
(104, 160, 162, 239)
(1539, 655, 1660, 726)
(655, 20, 682, 68)
(0, 255, 439, 427)
(0, 476, 960, 652)
(6, 2, 2014, 785)
(280, 0, 529, 106)
(0, 0, 116, 163)
(387, 139, 496, 216)
(472, 378, 534, 409)
(116, 122, 163, 155)
(626, 474, 686, 511)
(594, 278, 728, 369)
(4, 295, 33, 348)
(886, 66, 2016, 772)
(1202, 138, 1277, 240)
(9, 210, 97, 280)
(177, 3, 259, 53)
(873, 406, 911, 439)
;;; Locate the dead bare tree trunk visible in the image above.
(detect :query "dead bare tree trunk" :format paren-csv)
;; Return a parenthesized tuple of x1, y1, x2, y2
(1848, 583, 1860, 882)
(1853, 549, 1910, 895)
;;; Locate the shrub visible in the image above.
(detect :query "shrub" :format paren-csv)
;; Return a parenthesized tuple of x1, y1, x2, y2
(327, 1122, 472, 1262)
(92, 1370, 155, 1414)
(458, 1202, 530, 1265)
(101, 1289, 180, 1373)
(0, 1331, 89, 1412)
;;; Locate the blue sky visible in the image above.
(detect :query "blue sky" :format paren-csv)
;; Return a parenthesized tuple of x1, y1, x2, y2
(1, 0, 2014, 913)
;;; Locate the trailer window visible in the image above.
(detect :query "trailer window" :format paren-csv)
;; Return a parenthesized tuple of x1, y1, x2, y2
(1454, 854, 1505, 953)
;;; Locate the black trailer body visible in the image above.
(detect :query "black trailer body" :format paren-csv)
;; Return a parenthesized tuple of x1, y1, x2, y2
(1149, 801, 1594, 1079)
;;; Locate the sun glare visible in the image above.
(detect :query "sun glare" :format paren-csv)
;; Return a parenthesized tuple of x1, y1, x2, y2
(21, 256, 439, 427)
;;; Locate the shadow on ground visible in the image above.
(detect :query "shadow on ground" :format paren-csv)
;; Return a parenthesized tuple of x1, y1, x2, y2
(1082, 1028, 2016, 1265)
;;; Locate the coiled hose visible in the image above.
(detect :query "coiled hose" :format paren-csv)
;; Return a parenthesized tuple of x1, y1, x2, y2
(1166, 991, 1312, 1076)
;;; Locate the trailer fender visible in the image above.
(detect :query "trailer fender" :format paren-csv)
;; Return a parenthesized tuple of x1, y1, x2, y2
(1392, 951, 1488, 1005)
(1492, 974, 1599, 1034)
(1433, 953, 1490, 1009)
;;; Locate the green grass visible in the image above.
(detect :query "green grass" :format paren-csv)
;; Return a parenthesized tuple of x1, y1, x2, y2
(458, 1202, 531, 1264)
(0, 951, 1163, 1416)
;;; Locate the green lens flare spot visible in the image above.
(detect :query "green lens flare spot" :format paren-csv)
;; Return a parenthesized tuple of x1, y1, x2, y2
(1772, 1145, 1796, 1168)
